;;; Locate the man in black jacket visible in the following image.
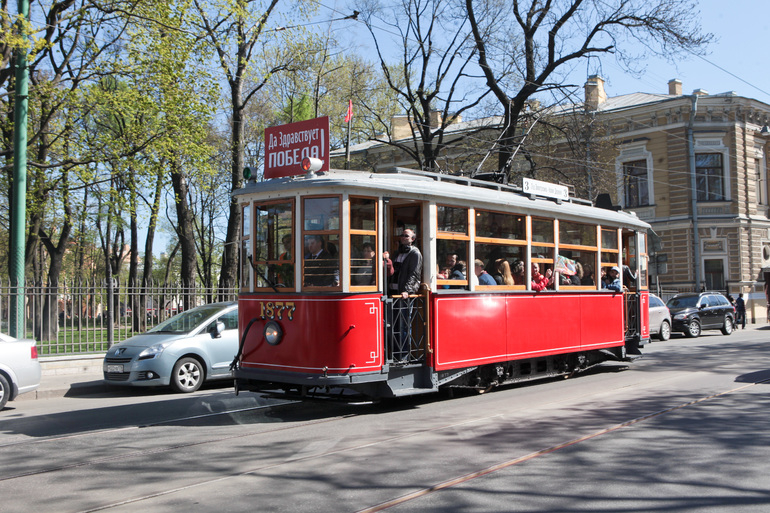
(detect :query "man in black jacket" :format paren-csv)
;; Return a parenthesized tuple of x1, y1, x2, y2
(390, 229, 422, 298)
(389, 229, 422, 362)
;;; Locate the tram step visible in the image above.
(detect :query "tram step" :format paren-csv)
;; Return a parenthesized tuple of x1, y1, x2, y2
(390, 386, 437, 397)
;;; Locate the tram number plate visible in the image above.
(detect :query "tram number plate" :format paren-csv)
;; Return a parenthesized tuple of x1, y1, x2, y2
(107, 365, 123, 373)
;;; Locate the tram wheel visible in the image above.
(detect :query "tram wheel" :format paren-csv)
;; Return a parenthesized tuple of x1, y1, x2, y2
(171, 357, 204, 393)
(0, 374, 9, 410)
(721, 317, 734, 336)
(658, 320, 671, 341)
(685, 320, 701, 338)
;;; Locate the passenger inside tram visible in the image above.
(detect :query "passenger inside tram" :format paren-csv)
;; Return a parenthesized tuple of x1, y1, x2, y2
(511, 259, 525, 285)
(351, 242, 377, 286)
(531, 262, 554, 291)
(303, 234, 338, 286)
(493, 259, 514, 286)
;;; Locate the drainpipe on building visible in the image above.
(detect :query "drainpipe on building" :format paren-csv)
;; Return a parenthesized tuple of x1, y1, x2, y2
(688, 95, 702, 291)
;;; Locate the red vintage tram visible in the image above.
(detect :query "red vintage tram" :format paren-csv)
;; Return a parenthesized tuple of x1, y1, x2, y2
(232, 167, 651, 400)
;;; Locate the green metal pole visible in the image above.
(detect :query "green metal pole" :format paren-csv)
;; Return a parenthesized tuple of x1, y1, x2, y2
(10, 0, 30, 338)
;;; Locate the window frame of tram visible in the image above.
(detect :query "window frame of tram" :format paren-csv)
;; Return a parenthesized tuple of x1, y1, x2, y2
(302, 195, 342, 290)
(638, 232, 649, 290)
(600, 227, 621, 284)
(241, 203, 251, 292)
(474, 209, 527, 290)
(250, 199, 295, 291)
(349, 196, 379, 291)
(557, 220, 599, 290)
(530, 217, 556, 290)
(436, 205, 470, 289)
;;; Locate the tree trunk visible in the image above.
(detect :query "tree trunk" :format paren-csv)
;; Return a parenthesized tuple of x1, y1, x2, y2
(218, 83, 244, 296)
(170, 160, 197, 310)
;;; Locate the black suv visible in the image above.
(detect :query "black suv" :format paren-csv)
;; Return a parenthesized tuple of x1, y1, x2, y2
(666, 292, 735, 338)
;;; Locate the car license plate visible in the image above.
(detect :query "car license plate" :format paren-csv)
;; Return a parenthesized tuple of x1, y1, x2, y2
(107, 364, 123, 373)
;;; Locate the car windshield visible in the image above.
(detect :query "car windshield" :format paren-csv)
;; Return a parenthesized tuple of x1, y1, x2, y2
(148, 305, 228, 334)
(667, 296, 699, 309)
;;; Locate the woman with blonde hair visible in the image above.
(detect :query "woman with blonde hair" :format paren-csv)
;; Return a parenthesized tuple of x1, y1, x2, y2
(494, 259, 515, 286)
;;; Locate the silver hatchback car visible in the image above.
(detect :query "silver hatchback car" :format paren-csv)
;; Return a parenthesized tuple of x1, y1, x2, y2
(0, 333, 42, 410)
(103, 302, 238, 393)
(648, 294, 672, 341)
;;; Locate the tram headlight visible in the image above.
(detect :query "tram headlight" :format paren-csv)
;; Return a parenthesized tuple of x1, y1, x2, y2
(264, 321, 283, 345)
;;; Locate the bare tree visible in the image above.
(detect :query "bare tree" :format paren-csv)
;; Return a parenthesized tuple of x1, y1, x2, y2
(465, 0, 712, 175)
(362, 0, 490, 172)
(191, 0, 308, 295)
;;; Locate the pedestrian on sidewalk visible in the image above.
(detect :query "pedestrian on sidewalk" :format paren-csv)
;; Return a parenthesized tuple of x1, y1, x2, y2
(735, 293, 746, 329)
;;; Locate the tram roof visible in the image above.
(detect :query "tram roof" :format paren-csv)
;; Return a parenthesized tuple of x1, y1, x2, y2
(235, 167, 650, 230)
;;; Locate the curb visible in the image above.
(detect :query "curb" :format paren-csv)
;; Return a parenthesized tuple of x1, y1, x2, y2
(24, 380, 110, 401)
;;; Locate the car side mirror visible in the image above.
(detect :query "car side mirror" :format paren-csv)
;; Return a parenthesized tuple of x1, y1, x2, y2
(209, 321, 225, 339)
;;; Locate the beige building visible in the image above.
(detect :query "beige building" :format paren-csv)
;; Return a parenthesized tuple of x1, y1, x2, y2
(579, 76, 770, 323)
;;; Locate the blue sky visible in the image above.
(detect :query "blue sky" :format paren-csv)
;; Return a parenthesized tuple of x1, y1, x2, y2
(590, 1, 770, 103)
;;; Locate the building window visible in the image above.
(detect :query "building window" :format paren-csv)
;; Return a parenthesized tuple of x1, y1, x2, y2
(756, 157, 768, 206)
(624, 160, 649, 207)
(704, 258, 725, 291)
(696, 153, 725, 201)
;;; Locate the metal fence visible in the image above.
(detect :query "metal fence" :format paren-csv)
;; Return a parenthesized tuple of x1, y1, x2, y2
(0, 279, 238, 355)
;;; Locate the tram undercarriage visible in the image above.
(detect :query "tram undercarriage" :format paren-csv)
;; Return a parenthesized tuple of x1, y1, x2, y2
(234, 346, 633, 402)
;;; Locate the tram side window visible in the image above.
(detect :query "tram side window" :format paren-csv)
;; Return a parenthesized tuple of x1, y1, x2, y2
(253, 201, 294, 290)
(350, 197, 378, 289)
(531, 217, 555, 290)
(475, 210, 527, 288)
(303, 197, 341, 289)
(558, 221, 598, 288)
(437, 206, 469, 288)
(600, 228, 620, 286)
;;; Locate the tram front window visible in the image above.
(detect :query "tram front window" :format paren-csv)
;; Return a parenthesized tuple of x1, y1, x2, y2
(302, 197, 341, 289)
(252, 201, 294, 290)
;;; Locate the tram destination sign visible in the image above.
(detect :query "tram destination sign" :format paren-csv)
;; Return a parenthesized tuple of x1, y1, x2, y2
(522, 177, 569, 201)
(264, 116, 330, 179)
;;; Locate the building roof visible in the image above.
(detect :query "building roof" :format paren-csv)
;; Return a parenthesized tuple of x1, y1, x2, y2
(332, 115, 504, 156)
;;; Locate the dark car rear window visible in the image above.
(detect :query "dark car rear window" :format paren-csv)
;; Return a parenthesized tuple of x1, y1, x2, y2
(667, 296, 699, 309)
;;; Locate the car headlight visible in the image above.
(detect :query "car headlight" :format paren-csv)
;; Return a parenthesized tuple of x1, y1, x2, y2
(138, 344, 168, 360)
(264, 321, 283, 346)
(673, 313, 688, 321)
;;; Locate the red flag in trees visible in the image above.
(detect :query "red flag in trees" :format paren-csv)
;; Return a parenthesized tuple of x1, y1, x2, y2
(344, 99, 353, 123)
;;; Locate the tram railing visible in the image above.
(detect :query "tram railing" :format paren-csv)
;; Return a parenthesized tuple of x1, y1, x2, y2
(624, 292, 640, 342)
(384, 295, 427, 365)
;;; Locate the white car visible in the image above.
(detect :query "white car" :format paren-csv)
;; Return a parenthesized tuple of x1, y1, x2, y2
(649, 294, 672, 341)
(0, 333, 42, 409)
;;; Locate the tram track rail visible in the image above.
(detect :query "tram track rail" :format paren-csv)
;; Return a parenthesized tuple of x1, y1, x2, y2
(59, 375, 770, 513)
(1, 364, 765, 513)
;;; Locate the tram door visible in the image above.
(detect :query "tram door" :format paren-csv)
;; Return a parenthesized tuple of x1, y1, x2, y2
(622, 230, 642, 345)
(385, 203, 428, 364)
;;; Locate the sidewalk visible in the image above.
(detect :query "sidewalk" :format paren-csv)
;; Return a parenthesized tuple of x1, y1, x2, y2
(16, 354, 109, 401)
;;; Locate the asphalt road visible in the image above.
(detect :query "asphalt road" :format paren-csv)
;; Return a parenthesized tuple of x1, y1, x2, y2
(1, 327, 769, 513)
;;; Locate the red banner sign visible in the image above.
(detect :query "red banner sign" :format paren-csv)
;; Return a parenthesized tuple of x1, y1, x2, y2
(264, 117, 330, 179)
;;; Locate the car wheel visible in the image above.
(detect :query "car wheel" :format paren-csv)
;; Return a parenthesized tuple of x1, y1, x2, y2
(721, 316, 734, 336)
(658, 320, 671, 341)
(0, 374, 9, 410)
(171, 357, 204, 393)
(685, 319, 701, 338)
